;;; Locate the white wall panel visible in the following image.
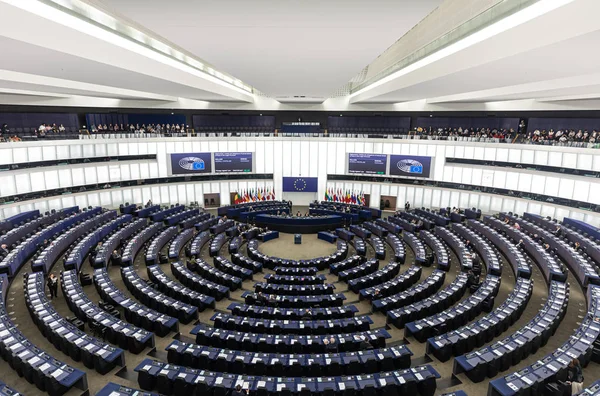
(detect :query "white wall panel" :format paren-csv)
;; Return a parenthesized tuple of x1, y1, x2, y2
(0, 148, 13, 165)
(84, 167, 97, 184)
(15, 174, 31, 194)
(58, 169, 72, 188)
(562, 153, 577, 169)
(29, 172, 45, 192)
(496, 148, 508, 162)
(534, 150, 548, 165)
(544, 177, 560, 197)
(42, 146, 56, 161)
(557, 179, 574, 200)
(521, 150, 534, 164)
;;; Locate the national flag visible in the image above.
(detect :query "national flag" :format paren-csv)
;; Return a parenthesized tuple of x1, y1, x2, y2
(234, 192, 240, 205)
(258, 188, 263, 201)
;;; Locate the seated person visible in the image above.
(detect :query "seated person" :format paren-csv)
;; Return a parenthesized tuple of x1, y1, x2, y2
(358, 335, 373, 350)
(467, 270, 480, 289)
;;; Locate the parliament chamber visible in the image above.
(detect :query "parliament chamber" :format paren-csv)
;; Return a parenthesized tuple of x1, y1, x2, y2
(1, 131, 600, 396)
(3, 0, 600, 394)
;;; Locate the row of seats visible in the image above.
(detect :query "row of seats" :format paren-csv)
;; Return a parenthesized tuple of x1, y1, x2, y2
(93, 218, 147, 268)
(175, 260, 240, 294)
(385, 233, 406, 263)
(93, 268, 179, 336)
(32, 209, 111, 274)
(484, 216, 564, 282)
(254, 282, 336, 296)
(453, 281, 570, 382)
(227, 303, 358, 320)
(247, 239, 349, 270)
(402, 232, 428, 265)
(168, 228, 194, 259)
(338, 259, 379, 282)
(120, 266, 198, 324)
(24, 272, 125, 374)
(210, 312, 373, 335)
(191, 324, 391, 353)
(166, 339, 412, 376)
(264, 273, 325, 285)
(213, 256, 254, 280)
(373, 270, 446, 314)
(242, 291, 347, 308)
(348, 261, 401, 293)
(427, 277, 533, 362)
(179, 212, 211, 230)
(419, 230, 450, 270)
(405, 274, 501, 342)
(65, 214, 132, 271)
(146, 264, 217, 308)
(451, 223, 502, 276)
(145, 226, 178, 265)
(0, 275, 87, 396)
(1, 207, 99, 277)
(488, 284, 600, 395)
(164, 208, 200, 226)
(360, 266, 422, 301)
(386, 273, 468, 328)
(134, 358, 440, 396)
(351, 237, 367, 256)
(149, 205, 185, 223)
(61, 270, 155, 353)
(434, 227, 473, 271)
(469, 219, 532, 279)
(367, 236, 386, 260)
(121, 223, 163, 266)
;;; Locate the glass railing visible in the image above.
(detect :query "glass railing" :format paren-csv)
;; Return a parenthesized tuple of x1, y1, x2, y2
(350, 0, 541, 94)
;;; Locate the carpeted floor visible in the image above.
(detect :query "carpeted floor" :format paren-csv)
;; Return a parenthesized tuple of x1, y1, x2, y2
(0, 211, 599, 395)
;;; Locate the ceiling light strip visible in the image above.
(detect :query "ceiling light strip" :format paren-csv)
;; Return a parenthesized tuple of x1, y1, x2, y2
(23, 0, 254, 95)
(349, 0, 553, 98)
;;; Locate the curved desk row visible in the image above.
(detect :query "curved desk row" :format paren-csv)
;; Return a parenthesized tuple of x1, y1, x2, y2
(1, 207, 101, 277)
(453, 280, 570, 383)
(191, 325, 390, 353)
(168, 228, 194, 259)
(227, 303, 358, 320)
(135, 359, 438, 396)
(166, 340, 412, 377)
(0, 275, 87, 396)
(32, 209, 113, 273)
(254, 214, 344, 233)
(61, 270, 154, 354)
(65, 214, 132, 271)
(387, 273, 468, 328)
(485, 216, 564, 283)
(94, 218, 147, 268)
(372, 270, 445, 314)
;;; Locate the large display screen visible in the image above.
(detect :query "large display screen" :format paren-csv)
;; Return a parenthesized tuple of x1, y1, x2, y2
(348, 153, 387, 175)
(214, 152, 253, 173)
(170, 153, 212, 175)
(389, 155, 432, 178)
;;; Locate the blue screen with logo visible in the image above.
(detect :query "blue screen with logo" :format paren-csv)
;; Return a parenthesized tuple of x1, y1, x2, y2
(389, 155, 431, 178)
(170, 153, 213, 174)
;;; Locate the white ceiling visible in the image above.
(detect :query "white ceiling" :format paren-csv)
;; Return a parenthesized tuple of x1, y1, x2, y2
(2, 0, 600, 113)
(94, 0, 442, 98)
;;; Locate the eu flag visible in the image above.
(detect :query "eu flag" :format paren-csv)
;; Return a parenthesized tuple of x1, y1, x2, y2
(282, 177, 318, 192)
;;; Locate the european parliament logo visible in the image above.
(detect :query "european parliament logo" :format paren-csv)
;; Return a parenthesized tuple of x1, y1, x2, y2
(179, 157, 205, 171)
(397, 159, 423, 174)
(293, 178, 308, 191)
